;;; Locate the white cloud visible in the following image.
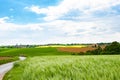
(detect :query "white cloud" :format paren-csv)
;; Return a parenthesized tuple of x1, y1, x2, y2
(0, 17, 43, 31)
(0, 18, 120, 45)
(40, 19, 112, 37)
(25, 0, 120, 21)
(0, 23, 43, 31)
(42, 32, 120, 44)
(0, 39, 40, 45)
(0, 17, 9, 23)
(25, 6, 48, 14)
(0, 17, 44, 45)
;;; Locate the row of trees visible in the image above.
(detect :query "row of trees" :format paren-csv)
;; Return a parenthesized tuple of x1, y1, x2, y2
(0, 45, 39, 48)
(86, 41, 120, 55)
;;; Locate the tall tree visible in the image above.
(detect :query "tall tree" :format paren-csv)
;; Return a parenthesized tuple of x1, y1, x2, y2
(103, 41, 120, 54)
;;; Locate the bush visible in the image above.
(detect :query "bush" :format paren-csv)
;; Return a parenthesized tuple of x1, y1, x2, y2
(85, 46, 102, 55)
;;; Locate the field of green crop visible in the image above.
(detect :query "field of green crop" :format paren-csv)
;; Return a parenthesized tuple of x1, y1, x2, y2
(4, 55, 120, 80)
(0, 47, 72, 57)
(0, 48, 10, 52)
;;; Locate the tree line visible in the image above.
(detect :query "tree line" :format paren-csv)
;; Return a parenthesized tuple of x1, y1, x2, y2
(86, 41, 120, 55)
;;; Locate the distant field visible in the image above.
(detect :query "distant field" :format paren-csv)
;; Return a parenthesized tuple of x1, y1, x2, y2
(0, 46, 99, 57)
(4, 55, 120, 80)
(0, 44, 106, 57)
(36, 45, 87, 48)
(0, 48, 10, 52)
(0, 47, 72, 57)
(58, 47, 96, 53)
(58, 45, 106, 53)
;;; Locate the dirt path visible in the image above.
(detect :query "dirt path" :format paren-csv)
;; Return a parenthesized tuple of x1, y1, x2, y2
(0, 57, 26, 80)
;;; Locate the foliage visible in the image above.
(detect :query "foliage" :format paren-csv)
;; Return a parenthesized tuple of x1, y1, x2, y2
(102, 41, 120, 54)
(85, 41, 120, 55)
(4, 55, 120, 80)
(85, 46, 102, 55)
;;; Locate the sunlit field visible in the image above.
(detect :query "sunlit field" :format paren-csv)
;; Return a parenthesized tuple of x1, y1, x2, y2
(36, 45, 87, 48)
(4, 55, 120, 80)
(0, 47, 72, 57)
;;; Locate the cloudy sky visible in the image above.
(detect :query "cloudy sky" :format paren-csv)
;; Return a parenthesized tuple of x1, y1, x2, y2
(0, 0, 120, 45)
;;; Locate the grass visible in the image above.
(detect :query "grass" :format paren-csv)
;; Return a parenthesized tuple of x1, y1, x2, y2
(0, 47, 72, 57)
(0, 48, 10, 52)
(0, 48, 19, 64)
(0, 57, 19, 65)
(3, 55, 120, 80)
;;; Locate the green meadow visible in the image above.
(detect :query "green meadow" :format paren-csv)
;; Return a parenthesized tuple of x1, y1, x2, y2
(3, 55, 120, 80)
(0, 47, 72, 57)
(0, 44, 120, 80)
(0, 57, 18, 65)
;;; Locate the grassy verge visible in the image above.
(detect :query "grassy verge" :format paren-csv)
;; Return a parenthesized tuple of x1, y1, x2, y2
(0, 57, 19, 65)
(3, 55, 120, 80)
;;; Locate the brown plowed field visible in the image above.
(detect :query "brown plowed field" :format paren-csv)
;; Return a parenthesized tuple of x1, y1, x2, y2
(0, 57, 11, 60)
(58, 47, 97, 53)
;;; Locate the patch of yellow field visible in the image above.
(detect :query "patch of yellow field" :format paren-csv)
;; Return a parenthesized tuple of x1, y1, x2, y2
(36, 45, 87, 48)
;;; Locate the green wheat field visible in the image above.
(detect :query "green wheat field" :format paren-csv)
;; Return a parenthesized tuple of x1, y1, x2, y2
(3, 55, 120, 80)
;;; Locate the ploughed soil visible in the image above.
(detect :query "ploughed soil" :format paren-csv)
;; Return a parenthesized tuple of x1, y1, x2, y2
(0, 57, 11, 60)
(58, 47, 96, 53)
(58, 45, 106, 53)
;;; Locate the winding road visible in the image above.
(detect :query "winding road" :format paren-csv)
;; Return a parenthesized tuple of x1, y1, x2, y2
(0, 57, 26, 80)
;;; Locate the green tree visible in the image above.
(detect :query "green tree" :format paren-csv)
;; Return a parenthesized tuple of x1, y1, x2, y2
(103, 41, 120, 54)
(86, 46, 102, 55)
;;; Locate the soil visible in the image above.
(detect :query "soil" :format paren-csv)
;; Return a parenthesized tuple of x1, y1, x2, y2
(58, 47, 97, 53)
(0, 57, 11, 60)
(58, 45, 106, 53)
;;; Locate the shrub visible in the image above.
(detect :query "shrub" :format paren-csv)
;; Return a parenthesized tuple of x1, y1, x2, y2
(85, 46, 102, 55)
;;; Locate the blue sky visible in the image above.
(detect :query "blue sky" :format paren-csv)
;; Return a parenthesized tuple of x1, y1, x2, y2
(0, 0, 120, 45)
